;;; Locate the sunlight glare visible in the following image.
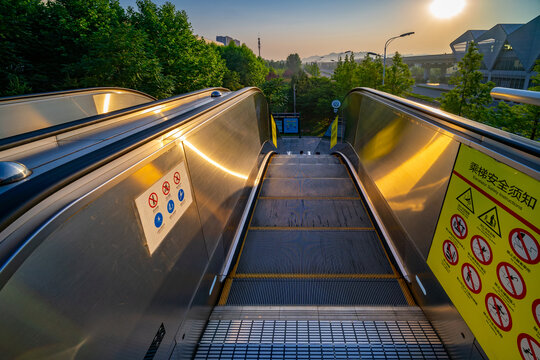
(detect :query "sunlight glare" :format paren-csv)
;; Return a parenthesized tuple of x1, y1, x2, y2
(430, 0, 466, 19)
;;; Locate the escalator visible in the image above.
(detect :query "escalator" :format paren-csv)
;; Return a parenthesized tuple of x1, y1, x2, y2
(0, 86, 538, 360)
(195, 154, 448, 359)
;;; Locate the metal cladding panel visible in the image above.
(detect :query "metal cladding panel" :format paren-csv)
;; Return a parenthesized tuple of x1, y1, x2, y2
(0, 145, 209, 359)
(476, 25, 508, 71)
(182, 92, 267, 257)
(507, 15, 540, 71)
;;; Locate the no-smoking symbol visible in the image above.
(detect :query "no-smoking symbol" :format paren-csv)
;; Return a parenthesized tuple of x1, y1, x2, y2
(148, 192, 158, 208)
(497, 262, 526, 299)
(485, 292, 512, 332)
(533, 299, 540, 329)
(173, 171, 181, 185)
(443, 240, 459, 265)
(509, 228, 539, 265)
(451, 214, 468, 239)
(517, 333, 540, 360)
(461, 263, 482, 294)
(162, 181, 170, 195)
(471, 235, 492, 265)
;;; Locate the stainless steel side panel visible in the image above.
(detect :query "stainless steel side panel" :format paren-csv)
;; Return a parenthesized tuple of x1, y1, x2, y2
(340, 90, 538, 360)
(0, 88, 271, 359)
(183, 92, 269, 257)
(0, 144, 207, 359)
(0, 88, 153, 139)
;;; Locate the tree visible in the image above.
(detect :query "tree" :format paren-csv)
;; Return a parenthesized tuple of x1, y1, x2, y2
(285, 53, 302, 76)
(260, 78, 288, 113)
(130, 0, 225, 95)
(332, 54, 360, 98)
(440, 42, 494, 119)
(381, 52, 414, 96)
(218, 42, 268, 88)
(358, 54, 383, 90)
(304, 62, 320, 77)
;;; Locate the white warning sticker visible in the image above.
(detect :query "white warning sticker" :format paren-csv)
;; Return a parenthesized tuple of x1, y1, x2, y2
(135, 162, 193, 254)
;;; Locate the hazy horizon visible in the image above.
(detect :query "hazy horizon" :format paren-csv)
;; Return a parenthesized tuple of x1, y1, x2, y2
(119, 0, 540, 60)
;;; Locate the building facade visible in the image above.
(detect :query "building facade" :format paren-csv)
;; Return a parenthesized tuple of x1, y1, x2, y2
(216, 36, 241, 47)
(450, 15, 540, 89)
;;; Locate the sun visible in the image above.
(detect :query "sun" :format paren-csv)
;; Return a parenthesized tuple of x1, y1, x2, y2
(430, 0, 466, 19)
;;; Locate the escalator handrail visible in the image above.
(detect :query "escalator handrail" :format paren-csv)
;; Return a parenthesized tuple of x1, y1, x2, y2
(347, 87, 540, 158)
(0, 87, 228, 151)
(0, 86, 156, 103)
(0, 87, 261, 241)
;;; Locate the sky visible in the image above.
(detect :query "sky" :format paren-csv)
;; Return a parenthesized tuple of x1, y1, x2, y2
(119, 0, 540, 60)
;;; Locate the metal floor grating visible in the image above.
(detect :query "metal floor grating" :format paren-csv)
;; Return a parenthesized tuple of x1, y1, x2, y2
(195, 317, 449, 359)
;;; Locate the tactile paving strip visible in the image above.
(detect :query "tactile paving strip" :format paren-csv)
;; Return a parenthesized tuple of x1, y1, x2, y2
(194, 319, 449, 359)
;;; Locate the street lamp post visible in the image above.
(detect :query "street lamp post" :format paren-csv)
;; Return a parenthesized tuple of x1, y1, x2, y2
(382, 32, 414, 85)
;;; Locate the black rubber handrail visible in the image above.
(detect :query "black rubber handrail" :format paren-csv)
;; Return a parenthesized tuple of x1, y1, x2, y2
(0, 86, 156, 103)
(347, 87, 540, 158)
(0, 87, 258, 240)
(0, 87, 228, 151)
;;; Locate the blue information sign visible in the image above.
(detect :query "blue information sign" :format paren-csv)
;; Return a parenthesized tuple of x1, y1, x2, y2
(283, 118, 299, 134)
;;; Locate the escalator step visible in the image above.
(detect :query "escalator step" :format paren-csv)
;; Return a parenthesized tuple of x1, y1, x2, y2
(236, 230, 393, 274)
(271, 155, 341, 165)
(225, 278, 408, 306)
(265, 164, 350, 178)
(260, 178, 358, 198)
(251, 199, 371, 228)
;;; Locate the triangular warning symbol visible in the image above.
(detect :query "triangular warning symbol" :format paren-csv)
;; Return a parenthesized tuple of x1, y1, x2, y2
(457, 188, 474, 213)
(478, 206, 501, 237)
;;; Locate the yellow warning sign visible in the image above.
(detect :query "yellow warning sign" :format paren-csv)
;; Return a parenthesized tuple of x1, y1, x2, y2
(427, 144, 539, 360)
(271, 115, 277, 148)
(330, 115, 338, 149)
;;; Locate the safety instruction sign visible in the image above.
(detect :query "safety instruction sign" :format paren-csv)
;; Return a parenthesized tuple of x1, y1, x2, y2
(427, 144, 539, 360)
(135, 161, 193, 255)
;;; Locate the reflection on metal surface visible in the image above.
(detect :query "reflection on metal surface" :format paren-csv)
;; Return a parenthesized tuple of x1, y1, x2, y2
(102, 93, 111, 114)
(374, 135, 452, 199)
(0, 161, 32, 185)
(183, 140, 248, 180)
(140, 104, 165, 115)
(132, 163, 163, 187)
(361, 119, 403, 161)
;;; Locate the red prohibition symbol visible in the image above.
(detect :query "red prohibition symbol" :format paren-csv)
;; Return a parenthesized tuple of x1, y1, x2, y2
(517, 333, 540, 360)
(497, 262, 526, 300)
(485, 292, 512, 332)
(461, 263, 482, 294)
(148, 192, 158, 208)
(173, 171, 181, 185)
(533, 299, 540, 329)
(451, 214, 468, 239)
(162, 181, 171, 195)
(443, 240, 459, 265)
(471, 235, 493, 265)
(509, 228, 539, 265)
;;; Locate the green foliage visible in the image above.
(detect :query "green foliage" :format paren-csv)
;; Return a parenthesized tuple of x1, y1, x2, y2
(260, 78, 289, 113)
(285, 53, 302, 77)
(410, 66, 424, 84)
(332, 53, 384, 98)
(0, 0, 226, 98)
(293, 73, 337, 134)
(381, 52, 414, 96)
(440, 42, 494, 118)
(218, 43, 268, 88)
(304, 63, 320, 77)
